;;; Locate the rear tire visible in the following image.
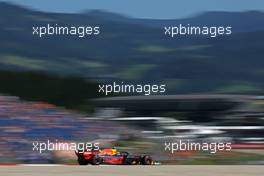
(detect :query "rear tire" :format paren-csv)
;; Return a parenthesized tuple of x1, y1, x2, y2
(91, 156, 101, 165)
(78, 157, 89, 165)
(125, 158, 139, 165)
(130, 159, 139, 165)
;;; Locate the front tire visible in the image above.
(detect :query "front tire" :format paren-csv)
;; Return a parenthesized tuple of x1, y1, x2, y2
(142, 156, 153, 165)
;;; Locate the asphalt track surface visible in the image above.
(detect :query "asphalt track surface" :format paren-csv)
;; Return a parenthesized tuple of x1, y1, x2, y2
(1, 166, 264, 176)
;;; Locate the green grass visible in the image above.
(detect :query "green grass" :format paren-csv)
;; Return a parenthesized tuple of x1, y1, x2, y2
(115, 64, 156, 80)
(216, 82, 260, 93)
(0, 55, 46, 70)
(137, 45, 211, 53)
(77, 60, 108, 68)
(137, 45, 176, 53)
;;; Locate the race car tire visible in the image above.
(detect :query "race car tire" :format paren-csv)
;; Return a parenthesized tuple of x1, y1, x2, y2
(142, 155, 153, 165)
(78, 157, 89, 165)
(125, 158, 139, 165)
(91, 156, 101, 165)
(130, 159, 139, 165)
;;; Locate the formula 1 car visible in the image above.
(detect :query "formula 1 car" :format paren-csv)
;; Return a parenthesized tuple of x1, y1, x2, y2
(75, 148, 153, 165)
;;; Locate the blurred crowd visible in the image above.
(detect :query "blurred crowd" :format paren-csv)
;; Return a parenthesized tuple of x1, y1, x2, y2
(1, 95, 264, 164)
(0, 95, 134, 163)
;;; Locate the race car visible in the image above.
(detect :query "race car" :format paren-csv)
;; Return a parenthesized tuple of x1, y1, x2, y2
(75, 148, 153, 165)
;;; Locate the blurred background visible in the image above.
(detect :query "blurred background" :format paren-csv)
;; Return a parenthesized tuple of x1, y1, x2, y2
(0, 0, 264, 164)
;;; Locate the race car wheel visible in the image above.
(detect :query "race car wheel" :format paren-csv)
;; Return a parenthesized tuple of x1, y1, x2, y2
(142, 156, 153, 165)
(125, 158, 139, 165)
(91, 156, 101, 165)
(78, 157, 89, 165)
(131, 159, 139, 165)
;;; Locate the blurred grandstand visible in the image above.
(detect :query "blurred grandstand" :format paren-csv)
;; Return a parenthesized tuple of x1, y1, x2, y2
(94, 95, 264, 143)
(0, 95, 140, 164)
(93, 95, 264, 164)
(1, 94, 264, 164)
